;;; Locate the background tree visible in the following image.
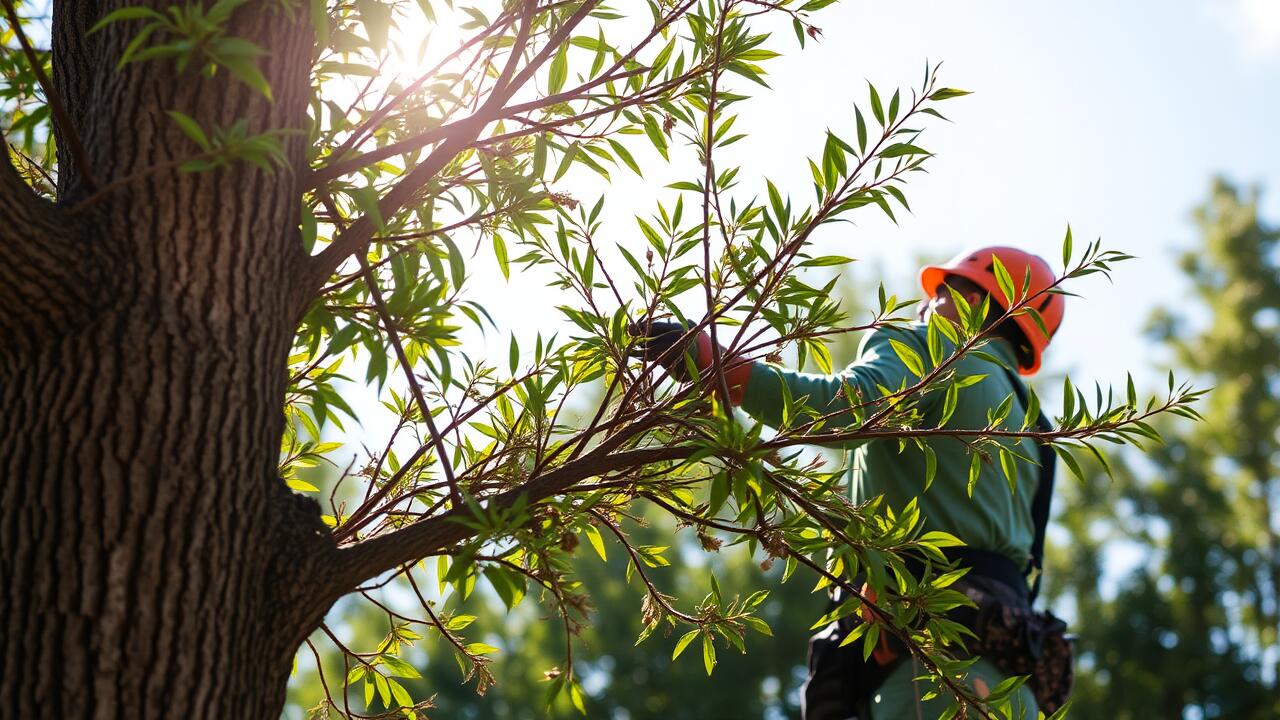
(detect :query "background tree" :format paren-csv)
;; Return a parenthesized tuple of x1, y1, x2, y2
(0, 1, 1193, 718)
(1049, 179, 1279, 719)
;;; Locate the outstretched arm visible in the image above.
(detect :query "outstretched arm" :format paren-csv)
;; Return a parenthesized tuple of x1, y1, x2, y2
(738, 326, 931, 443)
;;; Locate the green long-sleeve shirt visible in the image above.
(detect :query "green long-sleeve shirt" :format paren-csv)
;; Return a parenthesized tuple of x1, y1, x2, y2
(740, 322, 1043, 718)
(741, 322, 1039, 567)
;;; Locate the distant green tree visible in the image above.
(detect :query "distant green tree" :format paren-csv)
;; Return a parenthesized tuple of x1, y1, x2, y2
(1050, 179, 1279, 719)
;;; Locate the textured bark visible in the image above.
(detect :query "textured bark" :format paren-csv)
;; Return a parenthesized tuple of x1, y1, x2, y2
(0, 2, 342, 718)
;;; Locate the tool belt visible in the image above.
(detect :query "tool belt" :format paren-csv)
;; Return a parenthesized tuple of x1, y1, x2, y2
(801, 548, 1073, 720)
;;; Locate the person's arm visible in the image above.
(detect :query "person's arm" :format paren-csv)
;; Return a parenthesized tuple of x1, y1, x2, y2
(738, 327, 931, 441)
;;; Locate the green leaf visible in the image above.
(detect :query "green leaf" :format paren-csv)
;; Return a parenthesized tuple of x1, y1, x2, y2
(310, 0, 330, 47)
(89, 7, 164, 34)
(868, 82, 884, 126)
(701, 632, 717, 675)
(444, 614, 477, 630)
(606, 139, 641, 175)
(349, 186, 385, 231)
(493, 234, 510, 280)
(300, 205, 318, 254)
(766, 179, 786, 228)
(166, 111, 210, 151)
(798, 255, 854, 267)
(548, 42, 569, 94)
(741, 616, 773, 636)
(672, 629, 699, 660)
(999, 446, 1017, 493)
(1054, 446, 1085, 482)
(967, 451, 981, 497)
(388, 677, 413, 708)
(990, 253, 1017, 306)
(929, 88, 972, 101)
(940, 383, 959, 426)
(854, 106, 867, 152)
(584, 523, 607, 561)
(878, 143, 930, 158)
(380, 654, 422, 679)
(643, 114, 668, 160)
(923, 445, 937, 491)
(888, 338, 924, 377)
(219, 55, 273, 101)
(357, 0, 392, 50)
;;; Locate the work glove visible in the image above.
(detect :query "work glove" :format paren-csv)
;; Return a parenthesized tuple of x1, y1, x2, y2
(628, 319, 750, 404)
(628, 319, 709, 380)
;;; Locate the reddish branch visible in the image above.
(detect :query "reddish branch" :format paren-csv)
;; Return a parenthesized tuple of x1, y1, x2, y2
(300, 1, 603, 298)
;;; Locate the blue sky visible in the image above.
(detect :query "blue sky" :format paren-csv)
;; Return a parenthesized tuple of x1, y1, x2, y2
(455, 0, 1280, 396)
(723, 0, 1280, 387)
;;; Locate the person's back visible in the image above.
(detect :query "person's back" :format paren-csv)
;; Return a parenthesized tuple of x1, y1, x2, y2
(743, 322, 1040, 567)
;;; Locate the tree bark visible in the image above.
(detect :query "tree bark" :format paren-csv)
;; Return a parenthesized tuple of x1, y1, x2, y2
(0, 3, 344, 718)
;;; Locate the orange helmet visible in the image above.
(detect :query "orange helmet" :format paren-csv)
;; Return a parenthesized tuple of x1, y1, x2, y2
(919, 246, 1064, 375)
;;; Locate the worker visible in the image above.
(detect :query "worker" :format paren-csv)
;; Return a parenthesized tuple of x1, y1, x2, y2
(632, 247, 1072, 719)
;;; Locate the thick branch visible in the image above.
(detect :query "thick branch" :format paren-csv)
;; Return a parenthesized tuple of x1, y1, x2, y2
(331, 443, 689, 590)
(0, 146, 105, 349)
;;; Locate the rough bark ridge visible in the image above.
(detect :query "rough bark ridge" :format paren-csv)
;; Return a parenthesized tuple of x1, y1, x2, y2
(0, 3, 340, 717)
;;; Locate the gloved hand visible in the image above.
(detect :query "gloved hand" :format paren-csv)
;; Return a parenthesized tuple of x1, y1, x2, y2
(628, 318, 750, 403)
(627, 319, 712, 380)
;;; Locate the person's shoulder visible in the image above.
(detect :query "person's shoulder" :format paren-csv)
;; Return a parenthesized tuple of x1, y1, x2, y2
(860, 322, 928, 350)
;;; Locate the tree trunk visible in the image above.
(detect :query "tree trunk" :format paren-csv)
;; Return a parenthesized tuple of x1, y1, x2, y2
(0, 310, 333, 718)
(0, 3, 343, 717)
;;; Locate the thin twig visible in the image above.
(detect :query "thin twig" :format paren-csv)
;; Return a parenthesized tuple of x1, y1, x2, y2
(357, 252, 464, 509)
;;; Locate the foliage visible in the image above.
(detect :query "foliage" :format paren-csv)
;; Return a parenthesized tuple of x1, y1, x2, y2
(290, 508, 818, 719)
(2, 1, 1202, 718)
(1050, 179, 1279, 719)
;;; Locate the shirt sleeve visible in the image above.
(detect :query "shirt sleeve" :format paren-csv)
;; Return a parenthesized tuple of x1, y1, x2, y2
(738, 326, 932, 442)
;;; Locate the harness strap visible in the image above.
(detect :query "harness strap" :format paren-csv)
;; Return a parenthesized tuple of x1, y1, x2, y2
(1001, 368, 1055, 605)
(904, 546, 1029, 603)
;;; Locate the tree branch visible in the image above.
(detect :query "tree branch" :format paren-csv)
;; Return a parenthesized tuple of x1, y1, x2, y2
(297, 1, 601, 304)
(357, 253, 464, 508)
(331, 442, 689, 591)
(0, 144, 105, 349)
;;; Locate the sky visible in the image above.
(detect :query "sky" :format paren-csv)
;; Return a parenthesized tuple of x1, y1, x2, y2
(730, 0, 1280, 389)
(347, 0, 1280, 507)
(378, 0, 1280, 597)
(523, 0, 1280, 391)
